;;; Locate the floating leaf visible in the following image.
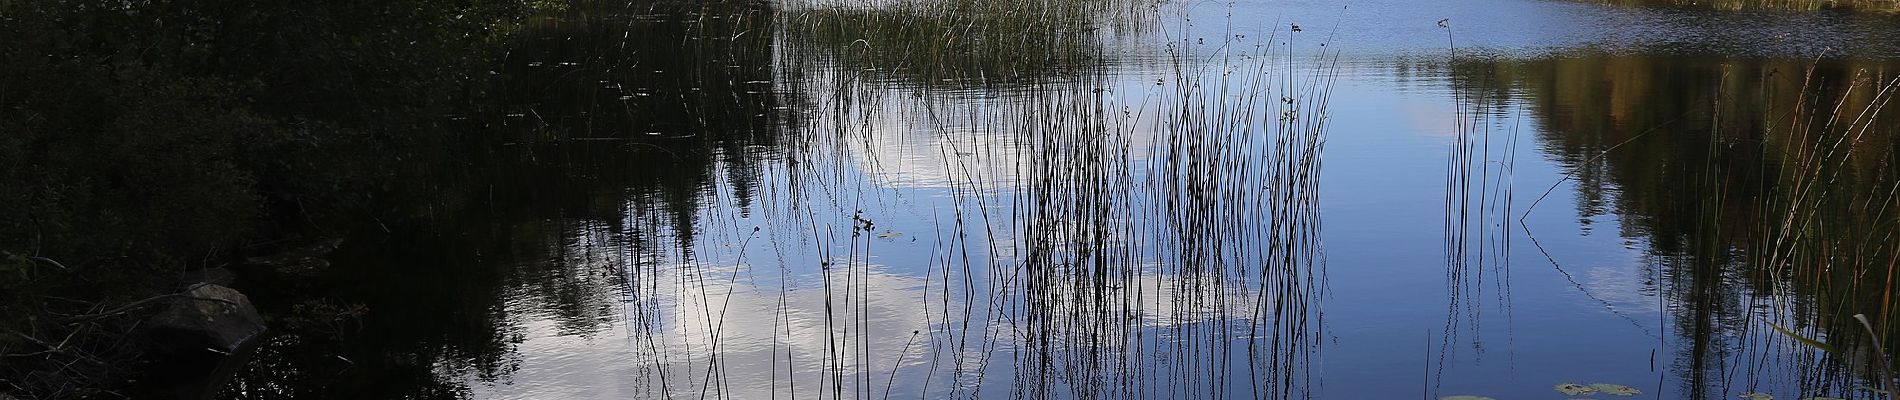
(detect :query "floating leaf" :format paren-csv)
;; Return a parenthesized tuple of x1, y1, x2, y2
(1769, 323, 1836, 353)
(1740, 392, 1773, 400)
(1439, 396, 1495, 400)
(1556, 383, 1597, 395)
(1590, 383, 1641, 396)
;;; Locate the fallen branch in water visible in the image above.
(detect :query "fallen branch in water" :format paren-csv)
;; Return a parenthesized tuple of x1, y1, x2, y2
(58, 283, 240, 326)
(2, 328, 79, 358)
(1518, 119, 1677, 221)
(55, 294, 184, 326)
(27, 256, 70, 271)
(1, 328, 104, 367)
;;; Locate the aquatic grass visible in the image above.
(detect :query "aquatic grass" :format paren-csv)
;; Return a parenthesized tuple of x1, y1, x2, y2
(508, 0, 1343, 396)
(746, 2, 1337, 398)
(1436, 20, 1524, 395)
(1519, 56, 1900, 397)
(1434, 50, 1900, 397)
(781, 0, 1153, 88)
(1743, 64, 1900, 397)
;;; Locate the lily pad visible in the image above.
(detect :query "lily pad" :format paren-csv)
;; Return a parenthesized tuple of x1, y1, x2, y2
(1740, 393, 1773, 400)
(1439, 396, 1495, 400)
(1590, 383, 1642, 396)
(1556, 383, 1597, 396)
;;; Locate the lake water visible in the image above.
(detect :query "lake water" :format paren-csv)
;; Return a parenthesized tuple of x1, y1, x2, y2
(224, 0, 1900, 398)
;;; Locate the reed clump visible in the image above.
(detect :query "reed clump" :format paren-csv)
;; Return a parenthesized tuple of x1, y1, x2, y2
(783, 0, 1150, 86)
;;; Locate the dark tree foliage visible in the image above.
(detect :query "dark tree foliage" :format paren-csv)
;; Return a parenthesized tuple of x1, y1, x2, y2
(0, 0, 532, 396)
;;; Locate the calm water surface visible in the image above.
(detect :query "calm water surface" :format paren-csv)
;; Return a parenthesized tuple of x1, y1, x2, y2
(227, 0, 1900, 398)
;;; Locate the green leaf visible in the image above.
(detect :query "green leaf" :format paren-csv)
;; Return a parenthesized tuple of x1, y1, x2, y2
(1769, 323, 1836, 353)
(1590, 383, 1641, 396)
(1556, 383, 1597, 396)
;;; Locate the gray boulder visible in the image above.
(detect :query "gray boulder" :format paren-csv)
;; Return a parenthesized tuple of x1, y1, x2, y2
(139, 284, 267, 399)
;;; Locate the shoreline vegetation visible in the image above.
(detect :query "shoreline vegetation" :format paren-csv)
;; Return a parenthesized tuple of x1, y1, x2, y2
(1433, 52, 1900, 397)
(2, 0, 1900, 399)
(0, 0, 546, 396)
(1597, 0, 1900, 11)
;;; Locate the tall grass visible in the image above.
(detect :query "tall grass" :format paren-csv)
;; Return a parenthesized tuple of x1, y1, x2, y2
(781, 0, 1154, 87)
(585, 0, 1341, 397)
(1488, 53, 1900, 397)
(1437, 47, 1524, 396)
(1746, 65, 1900, 396)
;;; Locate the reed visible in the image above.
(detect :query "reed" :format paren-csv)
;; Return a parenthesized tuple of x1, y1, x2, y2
(594, 0, 1340, 397)
(1747, 64, 1900, 396)
(781, 0, 1152, 87)
(1437, 19, 1524, 394)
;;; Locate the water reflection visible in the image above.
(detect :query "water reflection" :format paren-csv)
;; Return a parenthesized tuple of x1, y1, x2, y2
(1438, 53, 1900, 398)
(458, 0, 1329, 397)
(781, 0, 1147, 87)
(213, 0, 1900, 399)
(485, 256, 940, 399)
